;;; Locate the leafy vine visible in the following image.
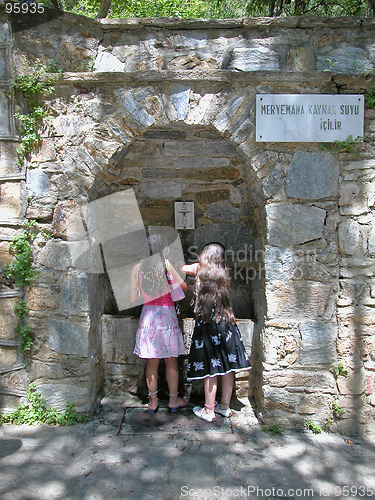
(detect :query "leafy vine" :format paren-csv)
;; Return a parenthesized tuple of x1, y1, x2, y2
(10, 57, 57, 167)
(2, 220, 48, 354)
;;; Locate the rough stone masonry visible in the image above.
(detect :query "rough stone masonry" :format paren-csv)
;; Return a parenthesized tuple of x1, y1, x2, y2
(0, 8, 374, 440)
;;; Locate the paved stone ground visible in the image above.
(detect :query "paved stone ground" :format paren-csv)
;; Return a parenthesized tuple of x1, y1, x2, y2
(0, 396, 374, 500)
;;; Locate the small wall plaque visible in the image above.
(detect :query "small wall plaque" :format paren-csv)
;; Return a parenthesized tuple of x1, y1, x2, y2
(174, 201, 194, 230)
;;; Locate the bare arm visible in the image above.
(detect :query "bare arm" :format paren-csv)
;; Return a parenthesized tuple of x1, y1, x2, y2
(167, 260, 187, 291)
(181, 263, 199, 275)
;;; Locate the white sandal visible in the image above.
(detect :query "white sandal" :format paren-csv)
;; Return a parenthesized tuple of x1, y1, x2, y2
(214, 403, 233, 418)
(193, 404, 216, 422)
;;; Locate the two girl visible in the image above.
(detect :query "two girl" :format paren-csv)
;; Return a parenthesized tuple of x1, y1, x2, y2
(131, 236, 250, 422)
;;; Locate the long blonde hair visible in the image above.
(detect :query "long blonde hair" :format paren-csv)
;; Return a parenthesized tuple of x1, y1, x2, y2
(195, 243, 236, 324)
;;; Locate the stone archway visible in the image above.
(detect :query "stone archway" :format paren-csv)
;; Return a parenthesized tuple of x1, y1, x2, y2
(88, 121, 266, 403)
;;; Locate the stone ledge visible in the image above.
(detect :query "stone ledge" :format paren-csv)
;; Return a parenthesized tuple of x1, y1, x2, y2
(0, 338, 21, 347)
(98, 16, 374, 31)
(50, 69, 335, 86)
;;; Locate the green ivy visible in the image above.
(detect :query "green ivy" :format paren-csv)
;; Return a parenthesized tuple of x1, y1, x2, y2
(319, 135, 363, 155)
(262, 422, 284, 435)
(0, 384, 89, 426)
(10, 58, 56, 167)
(332, 362, 348, 379)
(364, 86, 375, 109)
(2, 220, 49, 355)
(3, 220, 39, 287)
(306, 420, 322, 434)
(332, 400, 345, 418)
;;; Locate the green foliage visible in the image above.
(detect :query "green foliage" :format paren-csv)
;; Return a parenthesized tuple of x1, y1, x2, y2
(2, 220, 48, 355)
(262, 422, 284, 435)
(246, 0, 374, 17)
(14, 298, 29, 319)
(319, 135, 362, 155)
(364, 86, 375, 109)
(64, 0, 248, 18)
(10, 59, 55, 167)
(332, 362, 349, 379)
(324, 58, 338, 73)
(306, 420, 322, 434)
(2, 220, 39, 287)
(0, 384, 89, 426)
(44, 0, 375, 18)
(325, 417, 334, 430)
(332, 400, 345, 418)
(15, 324, 33, 354)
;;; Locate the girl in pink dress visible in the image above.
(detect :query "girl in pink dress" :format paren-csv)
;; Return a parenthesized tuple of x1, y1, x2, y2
(129, 233, 187, 414)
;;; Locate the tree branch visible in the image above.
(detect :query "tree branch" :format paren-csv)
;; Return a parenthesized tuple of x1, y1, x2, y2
(96, 0, 112, 18)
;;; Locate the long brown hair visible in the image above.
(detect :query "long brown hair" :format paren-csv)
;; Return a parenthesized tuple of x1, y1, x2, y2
(195, 243, 236, 324)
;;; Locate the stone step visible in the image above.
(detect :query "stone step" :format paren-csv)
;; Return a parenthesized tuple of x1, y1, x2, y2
(0, 174, 25, 182)
(0, 363, 24, 375)
(0, 338, 21, 347)
(0, 386, 27, 397)
(0, 218, 25, 227)
(0, 289, 24, 298)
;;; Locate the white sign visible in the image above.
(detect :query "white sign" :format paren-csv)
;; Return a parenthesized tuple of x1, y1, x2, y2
(256, 94, 364, 142)
(175, 201, 195, 229)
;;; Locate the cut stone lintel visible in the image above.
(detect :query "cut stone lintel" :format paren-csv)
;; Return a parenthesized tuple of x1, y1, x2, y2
(49, 70, 336, 86)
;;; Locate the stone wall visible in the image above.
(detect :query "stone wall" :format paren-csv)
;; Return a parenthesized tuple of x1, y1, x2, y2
(0, 8, 374, 440)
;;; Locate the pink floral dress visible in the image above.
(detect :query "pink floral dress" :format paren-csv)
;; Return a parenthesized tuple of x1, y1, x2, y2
(133, 273, 185, 359)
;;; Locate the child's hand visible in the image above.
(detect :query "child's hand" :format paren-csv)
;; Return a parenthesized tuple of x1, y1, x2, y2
(181, 263, 199, 275)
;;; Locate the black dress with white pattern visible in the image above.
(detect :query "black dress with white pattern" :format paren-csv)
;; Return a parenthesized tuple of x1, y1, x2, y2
(186, 318, 251, 380)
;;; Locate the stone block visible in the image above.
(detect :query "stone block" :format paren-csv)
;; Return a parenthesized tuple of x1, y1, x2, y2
(337, 370, 366, 395)
(52, 200, 81, 239)
(0, 297, 20, 338)
(266, 203, 326, 247)
(206, 202, 240, 222)
(29, 139, 56, 163)
(0, 22, 11, 43)
(139, 180, 182, 199)
(0, 241, 13, 266)
(266, 280, 331, 320)
(316, 47, 374, 74)
(0, 141, 21, 178)
(0, 91, 11, 136)
(338, 220, 362, 255)
(368, 225, 375, 256)
(37, 380, 90, 412)
(27, 168, 49, 197)
(114, 89, 155, 128)
(263, 386, 300, 412)
(299, 320, 337, 365)
(48, 317, 89, 356)
(339, 182, 361, 207)
(102, 315, 139, 362)
(285, 151, 339, 200)
(94, 50, 125, 72)
(56, 272, 90, 313)
(228, 47, 280, 71)
(0, 182, 22, 219)
(195, 188, 230, 206)
(36, 239, 73, 271)
(26, 286, 59, 312)
(194, 223, 254, 255)
(170, 84, 190, 121)
(287, 47, 315, 71)
(0, 347, 18, 366)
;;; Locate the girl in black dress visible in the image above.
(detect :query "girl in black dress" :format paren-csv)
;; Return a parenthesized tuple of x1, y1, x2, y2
(182, 243, 251, 422)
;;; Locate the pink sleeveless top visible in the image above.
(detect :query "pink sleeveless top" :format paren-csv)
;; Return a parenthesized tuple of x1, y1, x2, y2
(139, 273, 174, 306)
